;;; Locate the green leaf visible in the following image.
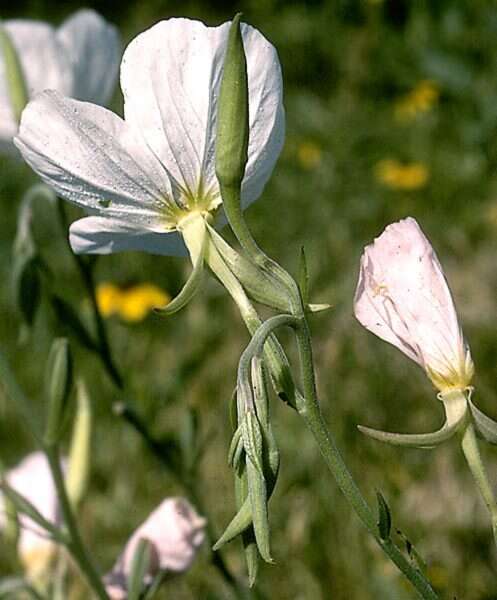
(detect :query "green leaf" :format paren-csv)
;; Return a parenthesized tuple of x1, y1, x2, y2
(298, 246, 309, 306)
(213, 498, 252, 550)
(246, 457, 273, 564)
(376, 491, 392, 540)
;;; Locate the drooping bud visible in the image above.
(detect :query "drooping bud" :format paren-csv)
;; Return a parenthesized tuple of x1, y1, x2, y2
(0, 21, 29, 124)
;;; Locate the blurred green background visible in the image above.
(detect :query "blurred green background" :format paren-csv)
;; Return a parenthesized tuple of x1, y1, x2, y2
(2, 0, 497, 598)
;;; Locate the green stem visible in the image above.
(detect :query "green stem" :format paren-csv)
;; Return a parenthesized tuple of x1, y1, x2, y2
(55, 199, 123, 389)
(460, 422, 497, 548)
(44, 444, 108, 600)
(293, 318, 438, 599)
(209, 231, 437, 598)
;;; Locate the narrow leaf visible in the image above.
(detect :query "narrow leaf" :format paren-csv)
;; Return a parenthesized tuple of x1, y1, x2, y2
(213, 498, 252, 550)
(376, 491, 391, 540)
(241, 411, 264, 477)
(468, 398, 497, 445)
(298, 246, 309, 305)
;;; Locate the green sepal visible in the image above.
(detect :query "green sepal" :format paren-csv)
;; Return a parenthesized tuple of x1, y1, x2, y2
(215, 13, 249, 189)
(376, 491, 392, 540)
(241, 411, 265, 477)
(127, 538, 156, 600)
(154, 238, 205, 316)
(357, 420, 461, 448)
(468, 397, 497, 445)
(246, 458, 273, 564)
(213, 497, 252, 550)
(207, 225, 291, 312)
(358, 393, 467, 448)
(43, 338, 73, 446)
(0, 21, 28, 124)
(228, 424, 244, 468)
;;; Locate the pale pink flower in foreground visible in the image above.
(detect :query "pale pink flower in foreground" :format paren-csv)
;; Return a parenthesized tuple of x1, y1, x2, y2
(14, 17, 284, 258)
(104, 498, 206, 599)
(0, 452, 63, 577)
(0, 9, 121, 153)
(354, 217, 473, 392)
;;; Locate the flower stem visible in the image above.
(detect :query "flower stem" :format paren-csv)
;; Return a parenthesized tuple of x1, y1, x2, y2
(460, 422, 497, 549)
(292, 316, 438, 599)
(44, 443, 109, 600)
(55, 199, 123, 389)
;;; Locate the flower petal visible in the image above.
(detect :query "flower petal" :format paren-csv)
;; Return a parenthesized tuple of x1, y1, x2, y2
(239, 23, 285, 207)
(70, 217, 187, 256)
(120, 18, 284, 205)
(354, 217, 472, 389)
(15, 90, 176, 229)
(56, 9, 121, 106)
(121, 18, 226, 197)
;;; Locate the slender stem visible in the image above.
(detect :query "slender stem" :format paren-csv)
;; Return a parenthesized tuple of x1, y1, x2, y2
(293, 318, 438, 599)
(460, 423, 497, 548)
(55, 199, 123, 389)
(44, 444, 109, 600)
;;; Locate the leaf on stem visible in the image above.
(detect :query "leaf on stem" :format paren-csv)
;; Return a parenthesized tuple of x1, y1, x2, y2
(376, 491, 392, 540)
(468, 397, 497, 445)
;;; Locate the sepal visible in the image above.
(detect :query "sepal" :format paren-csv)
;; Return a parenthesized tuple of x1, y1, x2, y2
(358, 389, 468, 448)
(468, 394, 497, 445)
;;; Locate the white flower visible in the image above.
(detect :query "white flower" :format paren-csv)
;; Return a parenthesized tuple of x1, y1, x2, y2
(0, 452, 63, 577)
(354, 217, 474, 392)
(0, 9, 121, 152)
(14, 17, 284, 257)
(104, 497, 206, 599)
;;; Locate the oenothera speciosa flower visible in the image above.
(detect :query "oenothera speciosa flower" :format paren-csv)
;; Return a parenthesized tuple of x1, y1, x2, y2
(0, 452, 62, 578)
(104, 498, 206, 599)
(15, 17, 284, 269)
(355, 217, 473, 393)
(0, 9, 121, 153)
(353, 217, 480, 448)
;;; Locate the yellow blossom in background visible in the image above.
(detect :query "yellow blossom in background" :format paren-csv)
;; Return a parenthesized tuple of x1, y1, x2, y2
(96, 283, 170, 322)
(374, 159, 429, 190)
(394, 80, 440, 122)
(297, 141, 322, 170)
(96, 283, 122, 318)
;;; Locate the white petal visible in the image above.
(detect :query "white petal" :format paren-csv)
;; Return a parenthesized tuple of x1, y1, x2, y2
(15, 90, 176, 229)
(121, 18, 226, 196)
(239, 23, 285, 207)
(120, 18, 284, 205)
(56, 9, 121, 106)
(70, 217, 187, 256)
(354, 217, 471, 386)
